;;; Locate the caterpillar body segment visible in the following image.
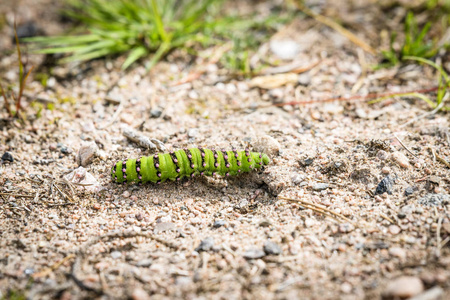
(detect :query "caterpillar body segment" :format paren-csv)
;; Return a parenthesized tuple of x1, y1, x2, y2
(111, 148, 270, 184)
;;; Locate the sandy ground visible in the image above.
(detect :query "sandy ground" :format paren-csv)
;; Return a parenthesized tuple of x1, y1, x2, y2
(0, 0, 449, 299)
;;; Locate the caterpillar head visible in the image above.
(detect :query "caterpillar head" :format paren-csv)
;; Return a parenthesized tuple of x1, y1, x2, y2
(261, 153, 270, 165)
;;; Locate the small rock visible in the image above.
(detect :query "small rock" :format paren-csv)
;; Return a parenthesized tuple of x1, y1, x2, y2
(14, 21, 41, 40)
(409, 286, 444, 300)
(187, 128, 198, 138)
(213, 220, 226, 228)
(243, 248, 266, 259)
(389, 225, 401, 235)
(64, 166, 100, 192)
(131, 287, 151, 300)
(269, 39, 300, 60)
(383, 276, 424, 299)
(263, 241, 282, 255)
(355, 108, 368, 119)
(111, 251, 122, 259)
(339, 223, 354, 233)
(291, 173, 306, 185)
(297, 73, 311, 86)
(389, 247, 406, 259)
(323, 103, 344, 115)
(76, 142, 98, 167)
(418, 193, 449, 207)
(259, 219, 272, 227)
(150, 108, 162, 118)
(427, 176, 441, 185)
(376, 150, 389, 161)
(60, 146, 73, 155)
(381, 167, 390, 174)
(136, 259, 153, 267)
(313, 183, 329, 191)
(254, 135, 281, 157)
(404, 186, 415, 196)
(122, 191, 130, 198)
(195, 237, 214, 252)
(154, 222, 176, 234)
(341, 282, 352, 294)
(1, 152, 13, 163)
(391, 151, 410, 168)
(305, 218, 315, 227)
(301, 158, 314, 166)
(375, 175, 396, 195)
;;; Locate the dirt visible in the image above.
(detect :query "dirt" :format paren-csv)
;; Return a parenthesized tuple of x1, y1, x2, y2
(0, 0, 449, 299)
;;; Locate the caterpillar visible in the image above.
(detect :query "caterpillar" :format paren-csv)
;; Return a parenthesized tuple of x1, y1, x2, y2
(111, 148, 270, 184)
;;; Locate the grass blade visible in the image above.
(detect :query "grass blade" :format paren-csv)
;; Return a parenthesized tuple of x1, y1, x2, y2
(122, 46, 147, 70)
(0, 82, 12, 117)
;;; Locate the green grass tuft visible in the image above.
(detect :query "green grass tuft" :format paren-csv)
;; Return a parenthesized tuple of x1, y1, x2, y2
(380, 11, 438, 67)
(25, 0, 292, 72)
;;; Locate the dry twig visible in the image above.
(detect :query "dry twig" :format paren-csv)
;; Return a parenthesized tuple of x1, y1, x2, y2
(293, 0, 376, 55)
(393, 133, 418, 158)
(278, 195, 357, 226)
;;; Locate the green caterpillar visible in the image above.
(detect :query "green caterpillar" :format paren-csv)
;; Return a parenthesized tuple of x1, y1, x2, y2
(111, 148, 270, 184)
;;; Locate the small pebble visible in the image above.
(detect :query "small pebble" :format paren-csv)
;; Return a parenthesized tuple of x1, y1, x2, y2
(313, 183, 329, 191)
(259, 219, 272, 227)
(263, 241, 282, 255)
(111, 251, 122, 259)
(195, 237, 214, 252)
(298, 73, 311, 86)
(375, 175, 396, 195)
(136, 259, 153, 267)
(389, 247, 406, 259)
(1, 152, 14, 163)
(381, 167, 390, 174)
(341, 282, 352, 294)
(253, 135, 281, 157)
(76, 142, 98, 167)
(131, 287, 151, 300)
(122, 191, 131, 198)
(418, 193, 449, 207)
(213, 220, 226, 228)
(376, 150, 389, 161)
(150, 108, 162, 118)
(154, 222, 176, 233)
(404, 186, 415, 196)
(389, 225, 401, 235)
(269, 39, 300, 60)
(339, 223, 354, 233)
(305, 218, 315, 227)
(187, 128, 198, 138)
(291, 173, 306, 185)
(391, 151, 410, 168)
(60, 146, 73, 155)
(383, 276, 424, 299)
(243, 248, 266, 259)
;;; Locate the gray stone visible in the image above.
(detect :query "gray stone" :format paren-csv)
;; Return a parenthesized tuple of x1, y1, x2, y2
(195, 237, 214, 252)
(187, 128, 198, 138)
(243, 248, 266, 259)
(150, 108, 162, 118)
(313, 183, 329, 191)
(154, 222, 176, 234)
(263, 241, 282, 255)
(76, 142, 98, 167)
(383, 276, 424, 299)
(405, 186, 415, 196)
(291, 173, 306, 185)
(213, 220, 226, 228)
(418, 193, 449, 207)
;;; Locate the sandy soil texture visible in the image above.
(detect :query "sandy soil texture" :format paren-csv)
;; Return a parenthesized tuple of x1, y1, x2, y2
(0, 0, 449, 299)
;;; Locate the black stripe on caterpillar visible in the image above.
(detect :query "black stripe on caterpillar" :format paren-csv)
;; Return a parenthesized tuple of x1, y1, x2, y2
(111, 148, 270, 184)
